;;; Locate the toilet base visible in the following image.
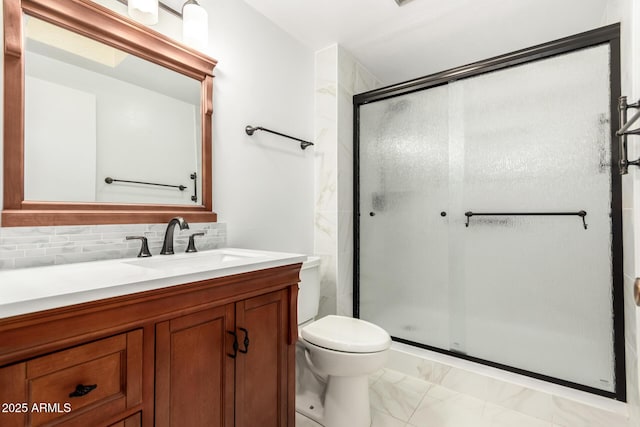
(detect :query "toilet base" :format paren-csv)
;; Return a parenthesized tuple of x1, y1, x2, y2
(323, 375, 371, 427)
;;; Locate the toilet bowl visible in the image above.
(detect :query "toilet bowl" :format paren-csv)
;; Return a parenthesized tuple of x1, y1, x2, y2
(296, 257, 391, 427)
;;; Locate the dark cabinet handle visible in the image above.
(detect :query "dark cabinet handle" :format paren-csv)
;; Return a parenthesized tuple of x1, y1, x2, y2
(238, 327, 250, 354)
(227, 331, 238, 359)
(69, 384, 97, 398)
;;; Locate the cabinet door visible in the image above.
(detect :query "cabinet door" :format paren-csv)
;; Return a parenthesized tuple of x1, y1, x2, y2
(155, 305, 235, 427)
(234, 290, 289, 427)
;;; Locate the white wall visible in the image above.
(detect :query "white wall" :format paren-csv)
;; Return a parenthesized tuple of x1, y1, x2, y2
(89, 0, 316, 254)
(633, 0, 640, 420)
(203, 0, 315, 254)
(0, 0, 315, 256)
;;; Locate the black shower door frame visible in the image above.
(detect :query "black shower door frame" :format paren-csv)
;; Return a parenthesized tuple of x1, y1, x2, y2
(353, 24, 624, 401)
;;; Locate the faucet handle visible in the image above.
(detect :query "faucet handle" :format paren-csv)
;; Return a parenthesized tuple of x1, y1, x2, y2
(126, 236, 152, 257)
(186, 232, 205, 253)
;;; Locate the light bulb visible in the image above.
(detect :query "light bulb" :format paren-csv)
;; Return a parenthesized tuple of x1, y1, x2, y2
(183, 0, 208, 51)
(128, 0, 159, 26)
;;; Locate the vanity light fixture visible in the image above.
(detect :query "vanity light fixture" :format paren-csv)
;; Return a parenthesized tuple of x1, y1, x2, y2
(128, 0, 159, 25)
(182, 0, 208, 50)
(120, 0, 208, 51)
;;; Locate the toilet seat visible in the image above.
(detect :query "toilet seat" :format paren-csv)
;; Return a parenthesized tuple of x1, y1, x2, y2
(301, 315, 391, 353)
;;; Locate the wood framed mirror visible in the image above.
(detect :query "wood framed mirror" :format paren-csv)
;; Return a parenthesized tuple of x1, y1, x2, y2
(2, 0, 218, 226)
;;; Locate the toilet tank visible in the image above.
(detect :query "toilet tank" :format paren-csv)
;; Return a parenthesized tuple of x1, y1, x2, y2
(298, 256, 321, 325)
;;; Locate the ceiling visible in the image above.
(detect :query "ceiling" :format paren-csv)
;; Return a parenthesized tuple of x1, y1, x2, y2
(242, 0, 613, 85)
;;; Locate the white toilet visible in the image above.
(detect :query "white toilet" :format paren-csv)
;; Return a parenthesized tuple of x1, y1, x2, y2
(296, 257, 391, 427)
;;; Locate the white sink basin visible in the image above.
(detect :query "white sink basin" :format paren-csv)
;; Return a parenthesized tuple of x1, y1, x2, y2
(123, 249, 265, 271)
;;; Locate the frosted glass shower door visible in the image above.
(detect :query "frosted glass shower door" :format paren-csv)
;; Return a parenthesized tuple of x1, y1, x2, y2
(359, 86, 451, 349)
(455, 44, 614, 391)
(357, 42, 617, 393)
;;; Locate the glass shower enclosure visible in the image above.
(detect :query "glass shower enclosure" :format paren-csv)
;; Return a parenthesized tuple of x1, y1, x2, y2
(354, 26, 624, 399)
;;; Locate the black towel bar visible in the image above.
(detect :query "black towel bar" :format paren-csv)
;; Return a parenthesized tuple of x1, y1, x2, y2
(105, 177, 186, 191)
(464, 210, 588, 229)
(245, 125, 314, 150)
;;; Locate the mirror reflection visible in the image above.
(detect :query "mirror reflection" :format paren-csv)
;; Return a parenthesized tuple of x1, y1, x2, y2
(23, 15, 202, 206)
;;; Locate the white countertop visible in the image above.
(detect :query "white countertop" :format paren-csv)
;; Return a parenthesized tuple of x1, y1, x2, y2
(0, 248, 306, 319)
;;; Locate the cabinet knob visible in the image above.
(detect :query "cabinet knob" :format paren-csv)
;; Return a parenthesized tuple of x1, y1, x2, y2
(69, 383, 97, 398)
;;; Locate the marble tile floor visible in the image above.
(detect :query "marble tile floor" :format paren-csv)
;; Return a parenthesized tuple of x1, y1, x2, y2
(296, 368, 631, 427)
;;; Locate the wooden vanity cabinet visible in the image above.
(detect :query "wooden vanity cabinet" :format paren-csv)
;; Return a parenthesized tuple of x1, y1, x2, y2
(155, 304, 234, 427)
(0, 264, 300, 427)
(0, 330, 143, 427)
(155, 289, 290, 427)
(234, 290, 289, 427)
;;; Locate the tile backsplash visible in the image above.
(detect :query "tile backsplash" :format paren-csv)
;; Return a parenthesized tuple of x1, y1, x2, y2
(0, 222, 227, 270)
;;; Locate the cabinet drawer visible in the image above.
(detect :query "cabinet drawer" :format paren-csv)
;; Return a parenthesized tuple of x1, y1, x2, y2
(0, 330, 142, 427)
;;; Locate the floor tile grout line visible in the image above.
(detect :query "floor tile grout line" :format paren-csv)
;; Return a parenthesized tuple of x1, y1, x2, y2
(371, 369, 437, 424)
(405, 380, 436, 425)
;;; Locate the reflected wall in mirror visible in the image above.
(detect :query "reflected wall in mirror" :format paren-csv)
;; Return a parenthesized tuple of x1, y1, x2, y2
(24, 16, 202, 206)
(3, 0, 218, 226)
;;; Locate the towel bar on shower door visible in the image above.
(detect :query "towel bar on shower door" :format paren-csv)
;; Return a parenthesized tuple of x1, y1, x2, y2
(464, 211, 588, 229)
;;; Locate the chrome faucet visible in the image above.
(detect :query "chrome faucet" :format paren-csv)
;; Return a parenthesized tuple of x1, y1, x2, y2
(160, 217, 190, 255)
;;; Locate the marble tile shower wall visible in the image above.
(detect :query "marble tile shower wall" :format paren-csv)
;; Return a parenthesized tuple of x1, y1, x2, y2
(0, 222, 227, 270)
(314, 44, 381, 318)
